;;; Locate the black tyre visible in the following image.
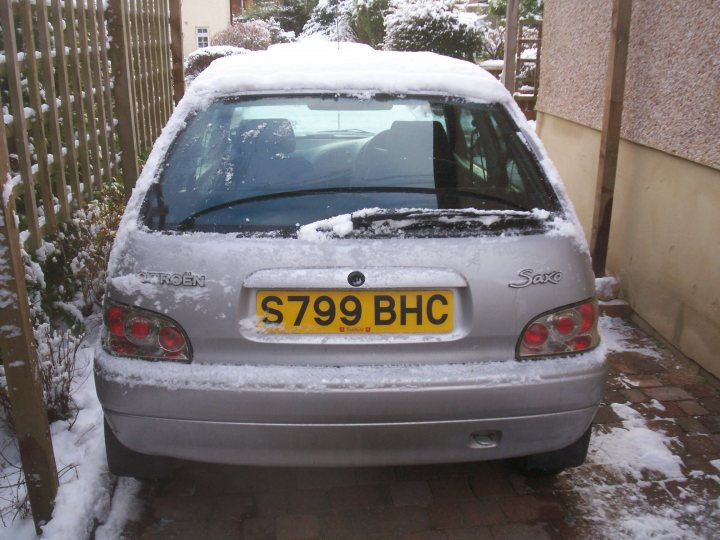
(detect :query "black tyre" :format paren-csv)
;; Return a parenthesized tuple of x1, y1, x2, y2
(521, 426, 592, 475)
(104, 419, 172, 480)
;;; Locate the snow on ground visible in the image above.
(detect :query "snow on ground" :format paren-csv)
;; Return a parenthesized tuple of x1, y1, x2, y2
(559, 316, 720, 540)
(0, 321, 140, 539)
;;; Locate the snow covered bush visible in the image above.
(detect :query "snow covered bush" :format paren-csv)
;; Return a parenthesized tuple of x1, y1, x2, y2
(346, 0, 388, 47)
(242, 0, 317, 35)
(384, 0, 484, 60)
(212, 18, 294, 52)
(185, 46, 249, 83)
(478, 25, 504, 60)
(0, 182, 126, 427)
(301, 0, 387, 46)
(487, 0, 543, 22)
(301, 0, 354, 41)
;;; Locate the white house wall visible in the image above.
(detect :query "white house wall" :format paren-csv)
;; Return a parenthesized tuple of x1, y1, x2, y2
(181, 0, 232, 59)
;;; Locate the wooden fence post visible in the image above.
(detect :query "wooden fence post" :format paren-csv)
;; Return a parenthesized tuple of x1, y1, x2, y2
(590, 0, 632, 276)
(0, 110, 59, 536)
(502, 0, 519, 94)
(169, 0, 185, 103)
(107, 0, 141, 196)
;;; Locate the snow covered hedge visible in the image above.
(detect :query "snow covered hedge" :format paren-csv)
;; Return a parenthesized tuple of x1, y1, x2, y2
(0, 182, 125, 427)
(212, 18, 294, 52)
(184, 46, 249, 83)
(384, 0, 483, 60)
(301, 0, 484, 60)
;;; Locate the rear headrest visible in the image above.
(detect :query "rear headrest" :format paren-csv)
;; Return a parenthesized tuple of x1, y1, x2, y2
(236, 118, 295, 155)
(388, 121, 450, 158)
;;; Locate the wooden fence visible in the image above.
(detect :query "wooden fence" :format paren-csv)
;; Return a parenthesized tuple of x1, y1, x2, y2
(0, 0, 182, 530)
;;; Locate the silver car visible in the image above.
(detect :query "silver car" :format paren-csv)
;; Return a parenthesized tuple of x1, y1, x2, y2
(96, 43, 606, 478)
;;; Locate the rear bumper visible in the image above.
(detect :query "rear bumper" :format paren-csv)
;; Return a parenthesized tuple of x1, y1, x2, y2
(95, 344, 607, 466)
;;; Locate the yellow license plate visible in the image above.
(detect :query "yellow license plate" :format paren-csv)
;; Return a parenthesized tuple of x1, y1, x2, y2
(256, 290, 453, 334)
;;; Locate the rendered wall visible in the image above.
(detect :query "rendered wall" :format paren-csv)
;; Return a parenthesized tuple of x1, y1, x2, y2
(181, 0, 232, 59)
(537, 0, 720, 170)
(536, 112, 720, 378)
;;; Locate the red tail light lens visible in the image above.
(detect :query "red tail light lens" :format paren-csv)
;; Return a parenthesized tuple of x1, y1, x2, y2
(518, 300, 599, 359)
(102, 300, 191, 362)
(159, 327, 186, 352)
(523, 322, 549, 347)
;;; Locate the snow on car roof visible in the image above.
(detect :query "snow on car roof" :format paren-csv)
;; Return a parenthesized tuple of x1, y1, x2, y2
(189, 40, 511, 104)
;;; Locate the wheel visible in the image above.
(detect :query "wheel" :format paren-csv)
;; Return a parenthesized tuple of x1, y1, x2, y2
(520, 426, 592, 475)
(104, 418, 171, 480)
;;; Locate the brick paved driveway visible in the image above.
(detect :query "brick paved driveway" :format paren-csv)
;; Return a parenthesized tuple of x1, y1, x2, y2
(117, 318, 720, 539)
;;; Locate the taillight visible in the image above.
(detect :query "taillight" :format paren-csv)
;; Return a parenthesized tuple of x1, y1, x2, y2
(102, 300, 191, 362)
(517, 300, 599, 359)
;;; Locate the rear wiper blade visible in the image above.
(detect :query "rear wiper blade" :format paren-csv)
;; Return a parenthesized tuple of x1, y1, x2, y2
(351, 208, 544, 231)
(175, 187, 530, 231)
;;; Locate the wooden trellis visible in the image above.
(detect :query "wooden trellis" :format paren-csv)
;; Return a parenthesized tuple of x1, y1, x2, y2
(0, 0, 184, 530)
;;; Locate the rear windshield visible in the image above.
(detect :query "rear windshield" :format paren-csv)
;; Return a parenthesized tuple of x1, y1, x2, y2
(142, 96, 561, 236)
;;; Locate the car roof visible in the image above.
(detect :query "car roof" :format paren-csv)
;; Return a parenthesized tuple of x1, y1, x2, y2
(189, 40, 511, 104)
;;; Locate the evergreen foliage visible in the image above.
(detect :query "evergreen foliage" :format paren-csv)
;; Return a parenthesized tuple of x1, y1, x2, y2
(384, 0, 483, 61)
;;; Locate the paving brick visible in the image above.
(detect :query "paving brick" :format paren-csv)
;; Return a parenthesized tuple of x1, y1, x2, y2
(391, 480, 434, 507)
(397, 531, 447, 540)
(354, 466, 396, 485)
(380, 506, 432, 536)
(445, 526, 493, 540)
(699, 416, 720, 433)
(241, 516, 275, 540)
(490, 523, 553, 540)
(206, 519, 242, 538)
(593, 405, 621, 425)
(207, 495, 254, 522)
(275, 514, 319, 540)
(139, 519, 209, 540)
(702, 398, 720, 414)
(296, 468, 356, 489)
(623, 376, 663, 388)
(470, 465, 517, 498)
(498, 494, 565, 522)
(150, 495, 213, 521)
(659, 372, 700, 387)
(429, 477, 475, 502)
(287, 490, 329, 514)
(677, 400, 710, 416)
(254, 491, 289, 516)
(458, 499, 505, 526)
(329, 483, 391, 511)
(645, 419, 686, 438)
(622, 388, 650, 403)
(684, 383, 719, 399)
(428, 502, 466, 530)
(618, 354, 666, 375)
(681, 434, 720, 457)
(644, 386, 694, 402)
(649, 401, 688, 419)
(320, 508, 382, 539)
(675, 417, 711, 434)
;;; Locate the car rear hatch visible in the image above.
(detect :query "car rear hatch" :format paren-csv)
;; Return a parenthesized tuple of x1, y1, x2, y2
(106, 220, 594, 367)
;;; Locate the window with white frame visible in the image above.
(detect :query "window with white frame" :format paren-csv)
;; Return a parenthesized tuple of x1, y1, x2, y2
(196, 27, 209, 48)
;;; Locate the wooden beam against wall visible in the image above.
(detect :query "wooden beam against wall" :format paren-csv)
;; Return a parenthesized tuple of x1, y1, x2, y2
(590, 0, 633, 276)
(502, 0, 519, 93)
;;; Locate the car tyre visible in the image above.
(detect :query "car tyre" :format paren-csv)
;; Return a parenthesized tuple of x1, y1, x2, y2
(521, 426, 592, 475)
(104, 419, 171, 480)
